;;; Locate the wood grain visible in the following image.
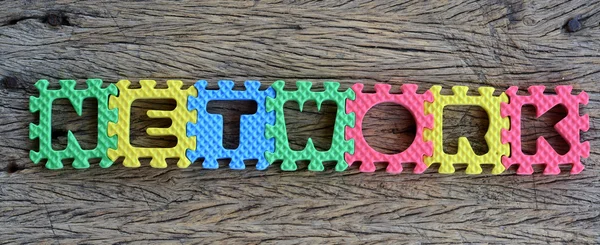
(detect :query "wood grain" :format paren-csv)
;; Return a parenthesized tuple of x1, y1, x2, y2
(1, 0, 599, 243)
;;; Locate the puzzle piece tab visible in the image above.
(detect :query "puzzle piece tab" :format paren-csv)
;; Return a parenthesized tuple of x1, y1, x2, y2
(501, 86, 589, 175)
(186, 80, 275, 170)
(29, 79, 118, 169)
(345, 83, 434, 173)
(423, 86, 509, 174)
(265, 81, 355, 171)
(107, 80, 197, 168)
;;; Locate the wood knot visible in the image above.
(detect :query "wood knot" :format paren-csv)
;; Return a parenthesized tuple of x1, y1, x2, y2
(45, 13, 71, 27)
(6, 162, 23, 174)
(1, 77, 19, 89)
(566, 16, 582, 32)
(52, 128, 68, 139)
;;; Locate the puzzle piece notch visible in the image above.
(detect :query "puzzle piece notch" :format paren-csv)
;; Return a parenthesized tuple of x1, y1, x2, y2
(424, 85, 510, 174)
(501, 85, 589, 175)
(107, 79, 197, 169)
(344, 83, 434, 174)
(186, 80, 275, 170)
(29, 79, 118, 169)
(265, 80, 355, 171)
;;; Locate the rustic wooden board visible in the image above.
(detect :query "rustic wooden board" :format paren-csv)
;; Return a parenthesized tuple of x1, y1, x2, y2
(1, 0, 599, 243)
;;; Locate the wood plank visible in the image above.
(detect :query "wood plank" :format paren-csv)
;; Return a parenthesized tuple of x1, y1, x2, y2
(1, 0, 598, 243)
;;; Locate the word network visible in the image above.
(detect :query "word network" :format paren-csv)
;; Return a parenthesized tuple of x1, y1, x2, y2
(29, 79, 589, 175)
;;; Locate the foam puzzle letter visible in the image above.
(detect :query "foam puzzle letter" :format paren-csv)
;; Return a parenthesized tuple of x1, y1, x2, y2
(186, 80, 275, 170)
(345, 83, 434, 174)
(107, 80, 197, 168)
(423, 86, 510, 174)
(265, 81, 355, 171)
(29, 79, 118, 169)
(501, 86, 589, 175)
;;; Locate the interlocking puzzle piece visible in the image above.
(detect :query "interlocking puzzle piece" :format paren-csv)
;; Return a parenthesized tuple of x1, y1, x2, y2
(423, 86, 509, 174)
(29, 79, 118, 169)
(107, 80, 197, 168)
(501, 86, 589, 175)
(186, 80, 275, 170)
(265, 80, 355, 171)
(345, 83, 434, 174)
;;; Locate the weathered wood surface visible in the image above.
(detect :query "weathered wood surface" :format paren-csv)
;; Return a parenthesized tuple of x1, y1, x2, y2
(1, 0, 599, 243)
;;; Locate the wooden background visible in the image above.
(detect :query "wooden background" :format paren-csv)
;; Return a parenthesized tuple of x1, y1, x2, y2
(1, 0, 599, 243)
